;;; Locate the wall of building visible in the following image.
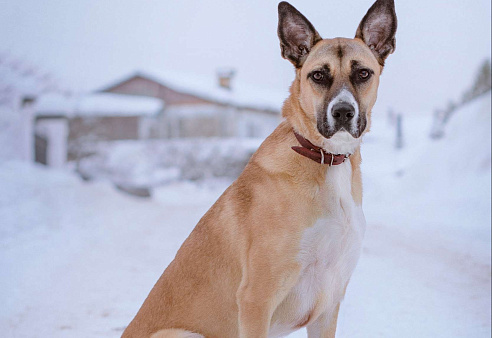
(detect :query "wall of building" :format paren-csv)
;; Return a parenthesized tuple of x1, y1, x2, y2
(67, 116, 141, 160)
(236, 109, 281, 138)
(163, 104, 234, 138)
(35, 118, 68, 167)
(68, 116, 140, 141)
(102, 75, 281, 139)
(34, 134, 48, 165)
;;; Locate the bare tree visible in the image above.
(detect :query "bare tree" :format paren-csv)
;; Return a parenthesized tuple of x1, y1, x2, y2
(462, 59, 491, 103)
(431, 59, 491, 139)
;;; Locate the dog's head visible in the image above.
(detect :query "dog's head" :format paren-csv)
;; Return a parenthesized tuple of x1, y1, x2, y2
(278, 0, 397, 153)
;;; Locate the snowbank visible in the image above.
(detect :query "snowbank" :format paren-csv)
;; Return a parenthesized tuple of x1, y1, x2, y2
(0, 107, 23, 161)
(77, 137, 263, 186)
(365, 93, 491, 266)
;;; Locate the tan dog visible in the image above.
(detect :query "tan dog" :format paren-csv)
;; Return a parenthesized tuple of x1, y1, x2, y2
(122, 1, 397, 337)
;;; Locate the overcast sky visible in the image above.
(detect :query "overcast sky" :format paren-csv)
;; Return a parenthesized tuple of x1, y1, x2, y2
(1, 0, 490, 114)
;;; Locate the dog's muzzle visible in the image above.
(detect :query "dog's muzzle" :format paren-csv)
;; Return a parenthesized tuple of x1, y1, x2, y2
(317, 89, 366, 139)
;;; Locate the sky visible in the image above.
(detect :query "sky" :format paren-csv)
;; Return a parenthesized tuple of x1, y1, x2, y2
(0, 0, 490, 114)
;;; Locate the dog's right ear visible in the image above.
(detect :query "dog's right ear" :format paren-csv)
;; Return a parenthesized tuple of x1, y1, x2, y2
(277, 2, 322, 68)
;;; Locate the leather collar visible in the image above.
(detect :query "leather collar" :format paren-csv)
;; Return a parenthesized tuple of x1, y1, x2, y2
(291, 132, 350, 165)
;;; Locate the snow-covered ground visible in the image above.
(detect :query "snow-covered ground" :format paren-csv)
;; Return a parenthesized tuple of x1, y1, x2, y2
(0, 94, 490, 338)
(77, 137, 263, 185)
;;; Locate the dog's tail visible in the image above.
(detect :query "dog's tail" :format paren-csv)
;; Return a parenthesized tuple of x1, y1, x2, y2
(150, 329, 204, 338)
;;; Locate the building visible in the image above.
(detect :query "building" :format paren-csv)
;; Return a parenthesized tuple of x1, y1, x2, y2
(99, 69, 284, 139)
(33, 69, 285, 167)
(35, 92, 163, 165)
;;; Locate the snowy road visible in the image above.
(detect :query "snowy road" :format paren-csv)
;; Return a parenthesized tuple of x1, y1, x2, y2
(1, 162, 489, 338)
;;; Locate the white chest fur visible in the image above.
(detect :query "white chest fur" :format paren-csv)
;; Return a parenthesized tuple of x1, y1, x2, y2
(270, 160, 366, 337)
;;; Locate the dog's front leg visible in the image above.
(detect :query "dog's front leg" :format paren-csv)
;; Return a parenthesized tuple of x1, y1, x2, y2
(306, 303, 341, 338)
(237, 243, 300, 338)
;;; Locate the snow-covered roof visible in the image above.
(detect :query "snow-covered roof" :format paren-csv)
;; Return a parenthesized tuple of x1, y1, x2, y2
(101, 69, 287, 114)
(36, 92, 163, 117)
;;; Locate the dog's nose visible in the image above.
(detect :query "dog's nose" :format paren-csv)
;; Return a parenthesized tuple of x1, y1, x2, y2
(331, 102, 355, 122)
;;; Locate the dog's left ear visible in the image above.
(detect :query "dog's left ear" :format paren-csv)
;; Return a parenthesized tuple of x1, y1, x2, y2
(355, 0, 397, 66)
(277, 2, 322, 68)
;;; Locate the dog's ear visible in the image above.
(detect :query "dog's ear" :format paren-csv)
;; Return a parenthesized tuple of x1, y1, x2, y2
(355, 0, 397, 66)
(277, 2, 322, 68)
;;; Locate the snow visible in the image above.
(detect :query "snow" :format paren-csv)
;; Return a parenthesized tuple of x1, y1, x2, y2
(0, 58, 47, 98)
(0, 94, 490, 337)
(77, 138, 263, 186)
(0, 106, 23, 161)
(35, 92, 163, 117)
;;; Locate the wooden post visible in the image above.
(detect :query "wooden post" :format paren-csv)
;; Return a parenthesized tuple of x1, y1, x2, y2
(395, 113, 403, 149)
(20, 96, 36, 162)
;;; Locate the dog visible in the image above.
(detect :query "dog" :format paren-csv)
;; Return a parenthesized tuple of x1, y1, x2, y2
(122, 0, 397, 337)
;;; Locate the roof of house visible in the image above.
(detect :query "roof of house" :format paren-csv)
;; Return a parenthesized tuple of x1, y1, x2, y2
(35, 92, 163, 117)
(100, 69, 287, 114)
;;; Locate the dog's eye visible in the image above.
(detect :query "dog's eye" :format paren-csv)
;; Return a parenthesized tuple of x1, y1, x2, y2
(358, 70, 371, 80)
(312, 71, 324, 82)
